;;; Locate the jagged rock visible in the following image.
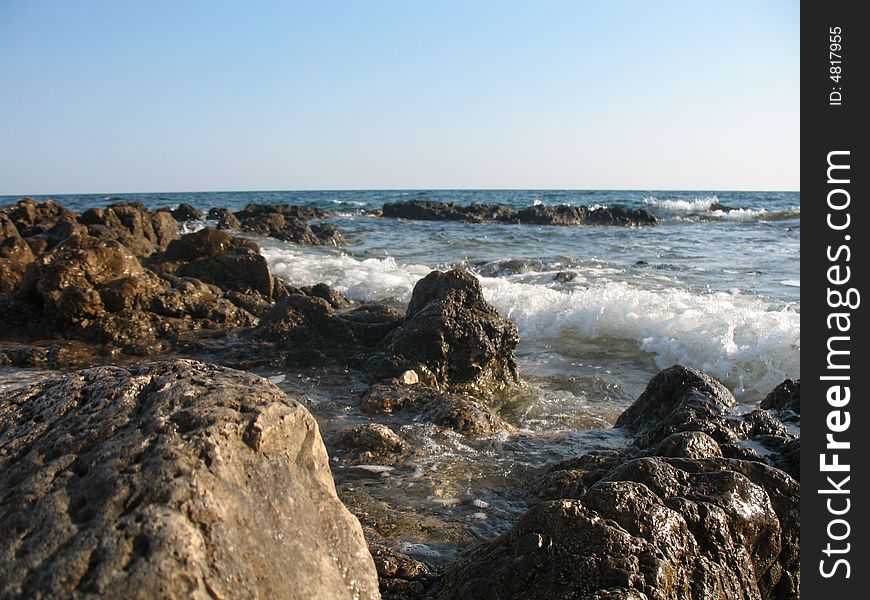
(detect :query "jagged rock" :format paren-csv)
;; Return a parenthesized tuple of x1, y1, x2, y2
(79, 203, 178, 256)
(336, 423, 407, 455)
(361, 383, 507, 434)
(169, 203, 203, 221)
(0, 360, 381, 599)
(162, 229, 273, 298)
(370, 544, 434, 600)
(760, 379, 800, 414)
(233, 204, 343, 246)
(373, 269, 519, 392)
(2, 198, 78, 238)
(0, 237, 36, 293)
(207, 207, 241, 230)
(615, 365, 737, 448)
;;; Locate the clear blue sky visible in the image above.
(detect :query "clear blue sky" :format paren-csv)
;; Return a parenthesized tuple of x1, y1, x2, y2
(0, 1, 799, 194)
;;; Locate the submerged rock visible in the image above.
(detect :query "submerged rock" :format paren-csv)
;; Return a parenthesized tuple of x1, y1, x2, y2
(0, 360, 381, 599)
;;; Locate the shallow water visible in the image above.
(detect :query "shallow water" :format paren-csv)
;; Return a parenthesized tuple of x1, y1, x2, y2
(0, 189, 800, 563)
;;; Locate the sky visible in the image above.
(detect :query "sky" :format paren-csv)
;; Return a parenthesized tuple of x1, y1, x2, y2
(0, 1, 799, 194)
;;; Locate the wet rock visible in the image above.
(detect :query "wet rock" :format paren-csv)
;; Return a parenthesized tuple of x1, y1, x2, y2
(301, 282, 354, 308)
(370, 544, 435, 600)
(233, 203, 343, 246)
(615, 365, 737, 448)
(169, 203, 203, 221)
(553, 271, 577, 284)
(651, 431, 723, 460)
(79, 203, 178, 256)
(760, 378, 800, 414)
(207, 207, 241, 230)
(374, 268, 519, 392)
(0, 360, 380, 599)
(336, 423, 408, 454)
(434, 454, 795, 600)
(362, 383, 507, 435)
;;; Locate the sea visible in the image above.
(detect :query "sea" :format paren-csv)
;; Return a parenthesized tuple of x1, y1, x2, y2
(0, 188, 800, 560)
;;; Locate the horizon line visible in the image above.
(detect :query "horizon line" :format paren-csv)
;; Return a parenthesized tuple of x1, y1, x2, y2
(0, 186, 801, 197)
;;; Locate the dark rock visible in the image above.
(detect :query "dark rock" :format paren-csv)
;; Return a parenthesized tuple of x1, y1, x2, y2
(163, 229, 273, 298)
(79, 203, 178, 256)
(0, 360, 380, 599)
(761, 379, 800, 414)
(553, 271, 577, 284)
(0, 212, 20, 240)
(233, 203, 343, 246)
(380, 200, 658, 227)
(0, 237, 36, 293)
(169, 203, 203, 221)
(207, 207, 241, 230)
(301, 282, 353, 308)
(336, 423, 407, 454)
(2, 198, 78, 238)
(615, 365, 737, 448)
(361, 383, 508, 434)
(374, 268, 519, 392)
(370, 544, 434, 600)
(434, 454, 796, 599)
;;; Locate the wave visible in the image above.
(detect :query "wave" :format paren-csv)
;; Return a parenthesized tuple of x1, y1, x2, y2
(644, 196, 800, 223)
(261, 244, 800, 397)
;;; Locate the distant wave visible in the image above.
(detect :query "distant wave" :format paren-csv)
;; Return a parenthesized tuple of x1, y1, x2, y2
(644, 196, 800, 222)
(261, 244, 799, 397)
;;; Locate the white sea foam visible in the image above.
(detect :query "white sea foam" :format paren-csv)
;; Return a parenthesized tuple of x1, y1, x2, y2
(644, 196, 722, 212)
(260, 245, 800, 396)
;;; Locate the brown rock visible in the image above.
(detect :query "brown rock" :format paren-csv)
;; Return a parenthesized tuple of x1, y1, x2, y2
(0, 360, 381, 599)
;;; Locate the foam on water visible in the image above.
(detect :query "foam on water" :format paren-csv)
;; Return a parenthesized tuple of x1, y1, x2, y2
(644, 195, 722, 212)
(261, 244, 800, 397)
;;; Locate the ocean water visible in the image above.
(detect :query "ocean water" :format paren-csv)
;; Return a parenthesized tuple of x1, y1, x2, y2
(0, 189, 800, 561)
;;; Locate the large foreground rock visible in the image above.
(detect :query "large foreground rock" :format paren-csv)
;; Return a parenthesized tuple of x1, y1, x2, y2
(0, 360, 380, 599)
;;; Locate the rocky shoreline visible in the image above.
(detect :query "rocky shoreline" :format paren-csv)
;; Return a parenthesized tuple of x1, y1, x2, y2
(0, 197, 799, 599)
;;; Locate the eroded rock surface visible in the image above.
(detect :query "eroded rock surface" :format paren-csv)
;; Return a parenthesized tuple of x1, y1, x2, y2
(430, 366, 800, 600)
(0, 360, 381, 600)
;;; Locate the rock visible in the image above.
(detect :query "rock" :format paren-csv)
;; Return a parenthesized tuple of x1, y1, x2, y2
(301, 283, 354, 308)
(2, 198, 78, 238)
(375, 268, 519, 392)
(79, 203, 178, 257)
(0, 360, 381, 599)
(169, 203, 203, 221)
(379, 200, 658, 227)
(370, 544, 434, 600)
(615, 365, 737, 448)
(163, 229, 273, 298)
(399, 370, 419, 385)
(553, 271, 577, 284)
(336, 423, 407, 454)
(0, 212, 21, 240)
(361, 383, 507, 435)
(207, 207, 241, 230)
(760, 379, 800, 414)
(433, 455, 795, 600)
(651, 431, 723, 460)
(164, 227, 232, 261)
(233, 204, 343, 246)
(0, 237, 36, 293)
